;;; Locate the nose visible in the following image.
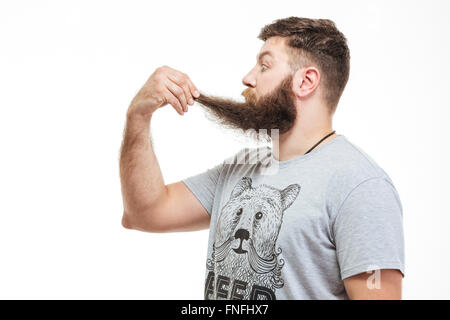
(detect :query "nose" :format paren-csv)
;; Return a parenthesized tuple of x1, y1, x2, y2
(234, 228, 250, 241)
(242, 70, 256, 88)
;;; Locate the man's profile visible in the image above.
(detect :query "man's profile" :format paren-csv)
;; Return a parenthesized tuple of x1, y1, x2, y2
(119, 16, 405, 300)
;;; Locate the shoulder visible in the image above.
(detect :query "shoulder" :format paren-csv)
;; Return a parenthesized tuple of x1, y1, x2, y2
(329, 135, 388, 176)
(326, 135, 394, 184)
(324, 136, 399, 216)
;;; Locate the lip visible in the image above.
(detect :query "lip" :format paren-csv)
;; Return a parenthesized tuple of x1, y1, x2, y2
(232, 247, 248, 254)
(232, 237, 248, 254)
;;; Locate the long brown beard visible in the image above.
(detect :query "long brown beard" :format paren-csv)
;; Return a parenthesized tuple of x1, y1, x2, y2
(193, 74, 297, 140)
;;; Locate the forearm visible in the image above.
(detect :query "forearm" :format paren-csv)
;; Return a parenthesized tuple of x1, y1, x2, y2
(119, 111, 167, 219)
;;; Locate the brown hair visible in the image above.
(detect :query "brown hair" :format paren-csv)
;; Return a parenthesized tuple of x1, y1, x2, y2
(258, 17, 350, 115)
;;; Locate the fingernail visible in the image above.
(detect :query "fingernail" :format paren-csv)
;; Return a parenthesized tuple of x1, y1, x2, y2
(194, 91, 200, 98)
(189, 99, 194, 105)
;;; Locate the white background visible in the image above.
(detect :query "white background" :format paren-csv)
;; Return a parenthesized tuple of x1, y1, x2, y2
(1, 0, 449, 299)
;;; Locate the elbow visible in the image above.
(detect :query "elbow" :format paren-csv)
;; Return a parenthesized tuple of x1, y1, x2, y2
(121, 208, 159, 232)
(121, 211, 135, 229)
(121, 208, 167, 233)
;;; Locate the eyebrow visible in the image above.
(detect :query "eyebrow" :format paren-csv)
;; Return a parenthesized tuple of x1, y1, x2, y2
(256, 50, 274, 62)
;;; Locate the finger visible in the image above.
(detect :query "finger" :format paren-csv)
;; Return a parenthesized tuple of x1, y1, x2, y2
(162, 90, 184, 116)
(167, 73, 193, 108)
(164, 67, 200, 99)
(187, 78, 200, 100)
(168, 72, 198, 105)
(165, 79, 188, 112)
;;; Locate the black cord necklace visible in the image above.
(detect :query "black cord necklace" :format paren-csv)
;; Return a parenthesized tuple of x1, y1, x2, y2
(304, 130, 336, 155)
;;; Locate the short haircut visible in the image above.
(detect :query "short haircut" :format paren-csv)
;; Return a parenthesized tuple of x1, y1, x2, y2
(258, 17, 350, 114)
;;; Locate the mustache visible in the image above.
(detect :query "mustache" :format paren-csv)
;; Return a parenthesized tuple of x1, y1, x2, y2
(213, 236, 233, 262)
(248, 238, 279, 274)
(213, 236, 282, 275)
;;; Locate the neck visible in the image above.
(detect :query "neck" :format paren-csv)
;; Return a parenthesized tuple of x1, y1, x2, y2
(272, 112, 337, 162)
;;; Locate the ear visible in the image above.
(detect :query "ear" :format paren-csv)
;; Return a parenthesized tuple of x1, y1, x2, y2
(281, 184, 301, 211)
(292, 67, 320, 99)
(231, 177, 252, 199)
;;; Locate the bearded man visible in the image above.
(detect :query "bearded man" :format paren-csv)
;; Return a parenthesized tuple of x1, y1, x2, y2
(119, 16, 405, 300)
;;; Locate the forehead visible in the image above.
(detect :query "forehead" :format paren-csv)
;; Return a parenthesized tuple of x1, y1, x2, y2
(257, 36, 289, 62)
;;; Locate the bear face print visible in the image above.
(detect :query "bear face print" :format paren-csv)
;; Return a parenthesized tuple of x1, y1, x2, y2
(205, 176, 301, 300)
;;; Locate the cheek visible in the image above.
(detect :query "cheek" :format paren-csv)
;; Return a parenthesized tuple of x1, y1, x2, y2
(256, 80, 273, 98)
(254, 216, 279, 237)
(217, 208, 236, 232)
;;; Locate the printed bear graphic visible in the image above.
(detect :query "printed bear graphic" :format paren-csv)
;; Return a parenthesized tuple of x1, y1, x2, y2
(205, 176, 301, 300)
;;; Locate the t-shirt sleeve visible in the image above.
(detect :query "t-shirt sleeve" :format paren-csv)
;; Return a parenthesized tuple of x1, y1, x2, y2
(332, 176, 405, 280)
(182, 161, 225, 216)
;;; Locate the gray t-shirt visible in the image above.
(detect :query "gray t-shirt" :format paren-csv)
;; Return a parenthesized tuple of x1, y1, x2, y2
(182, 135, 405, 300)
